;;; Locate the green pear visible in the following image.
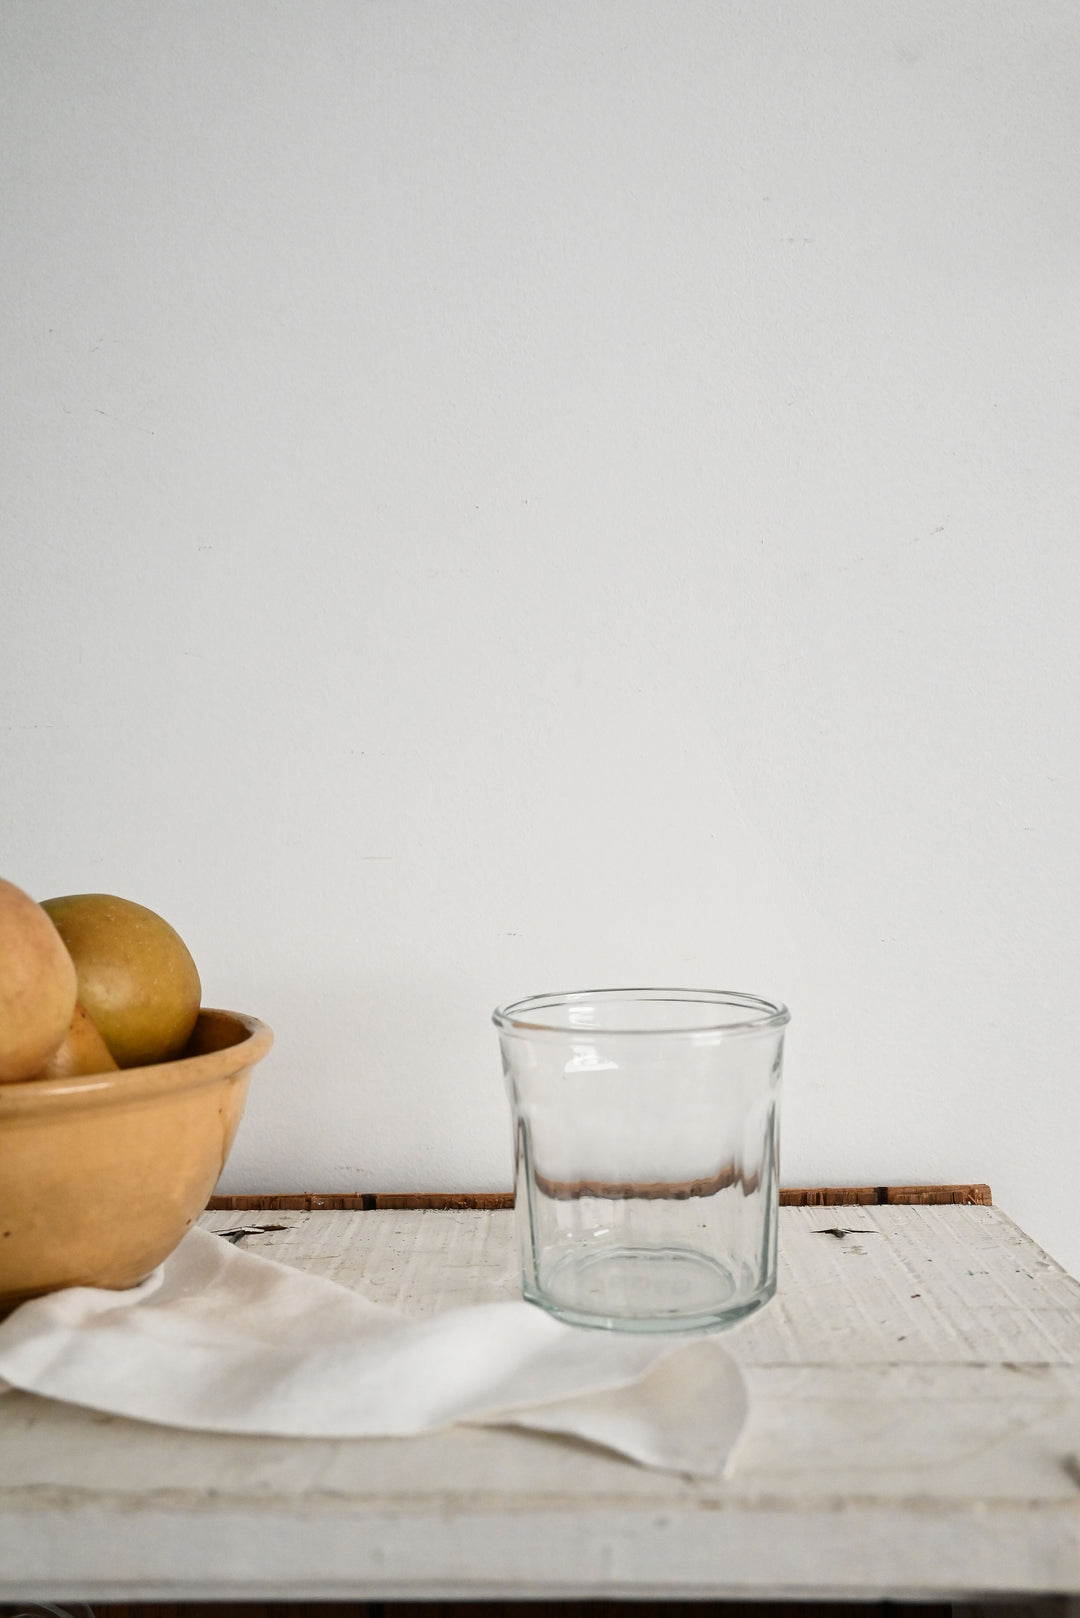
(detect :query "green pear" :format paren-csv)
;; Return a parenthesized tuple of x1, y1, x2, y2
(41, 894, 202, 1068)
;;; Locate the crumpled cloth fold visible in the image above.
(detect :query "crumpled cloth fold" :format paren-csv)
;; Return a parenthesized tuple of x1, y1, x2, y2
(0, 1226, 746, 1475)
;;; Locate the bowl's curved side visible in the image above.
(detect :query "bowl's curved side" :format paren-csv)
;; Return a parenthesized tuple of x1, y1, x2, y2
(0, 1011, 273, 1311)
(0, 1010, 273, 1119)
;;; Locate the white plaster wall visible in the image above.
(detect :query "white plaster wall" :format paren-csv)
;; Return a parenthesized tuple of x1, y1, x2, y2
(3, 2, 1078, 1273)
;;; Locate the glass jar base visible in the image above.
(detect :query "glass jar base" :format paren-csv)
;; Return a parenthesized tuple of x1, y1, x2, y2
(529, 1244, 774, 1333)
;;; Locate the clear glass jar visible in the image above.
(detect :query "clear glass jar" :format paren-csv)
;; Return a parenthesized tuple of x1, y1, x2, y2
(493, 987, 789, 1333)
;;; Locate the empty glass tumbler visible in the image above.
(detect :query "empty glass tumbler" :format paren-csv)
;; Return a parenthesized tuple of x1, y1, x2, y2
(493, 987, 789, 1332)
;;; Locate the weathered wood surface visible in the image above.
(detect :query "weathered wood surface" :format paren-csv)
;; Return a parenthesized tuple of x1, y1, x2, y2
(0, 1205, 1078, 1603)
(57, 1602, 1077, 1618)
(204, 1184, 993, 1211)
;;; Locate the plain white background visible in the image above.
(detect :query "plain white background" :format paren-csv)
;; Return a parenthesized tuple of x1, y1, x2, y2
(3, 1, 1079, 1276)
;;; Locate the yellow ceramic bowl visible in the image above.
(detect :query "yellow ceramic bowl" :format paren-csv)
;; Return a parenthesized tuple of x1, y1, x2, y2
(0, 1008, 272, 1315)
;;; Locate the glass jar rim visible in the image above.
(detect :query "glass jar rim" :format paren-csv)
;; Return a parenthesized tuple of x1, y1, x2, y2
(492, 986, 790, 1039)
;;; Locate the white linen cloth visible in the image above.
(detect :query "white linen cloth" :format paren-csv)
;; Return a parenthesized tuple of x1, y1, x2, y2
(0, 1226, 747, 1476)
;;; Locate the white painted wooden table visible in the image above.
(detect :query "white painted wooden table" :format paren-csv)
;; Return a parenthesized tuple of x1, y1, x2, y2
(1, 1203, 1079, 1603)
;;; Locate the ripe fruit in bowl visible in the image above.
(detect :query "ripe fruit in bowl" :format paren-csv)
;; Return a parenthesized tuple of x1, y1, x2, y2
(0, 877, 78, 1083)
(0, 1008, 273, 1312)
(41, 894, 202, 1068)
(34, 1002, 119, 1081)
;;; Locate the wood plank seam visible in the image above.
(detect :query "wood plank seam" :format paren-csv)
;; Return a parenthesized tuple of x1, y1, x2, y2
(207, 1184, 992, 1211)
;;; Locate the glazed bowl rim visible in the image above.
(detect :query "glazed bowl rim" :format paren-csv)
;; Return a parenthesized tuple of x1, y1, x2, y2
(0, 1008, 273, 1117)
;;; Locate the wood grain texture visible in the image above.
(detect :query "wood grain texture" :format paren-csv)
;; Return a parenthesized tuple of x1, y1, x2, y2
(67, 1602, 966, 1618)
(4, 1202, 1075, 1602)
(206, 1185, 993, 1210)
(51, 1602, 975, 1618)
(196, 1204, 1075, 1362)
(883, 1184, 993, 1205)
(205, 1192, 517, 1211)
